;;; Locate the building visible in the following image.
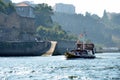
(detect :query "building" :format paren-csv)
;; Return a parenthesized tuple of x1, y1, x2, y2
(15, 1, 35, 18)
(54, 3, 75, 14)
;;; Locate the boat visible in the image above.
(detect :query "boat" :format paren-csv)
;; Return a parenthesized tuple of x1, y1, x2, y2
(65, 34, 96, 59)
(0, 41, 51, 56)
(65, 43, 95, 59)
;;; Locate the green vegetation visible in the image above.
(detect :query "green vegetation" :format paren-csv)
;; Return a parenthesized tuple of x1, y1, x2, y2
(35, 3, 77, 41)
(35, 3, 53, 27)
(0, 0, 15, 14)
(101, 10, 120, 46)
(52, 11, 120, 47)
(2, 1, 119, 46)
(0, 1, 77, 41)
(36, 24, 77, 41)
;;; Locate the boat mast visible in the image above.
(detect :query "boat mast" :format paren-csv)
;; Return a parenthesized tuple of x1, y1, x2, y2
(79, 33, 85, 50)
(80, 30, 87, 50)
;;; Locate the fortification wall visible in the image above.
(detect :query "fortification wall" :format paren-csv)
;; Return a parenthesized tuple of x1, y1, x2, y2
(0, 12, 35, 41)
(0, 41, 51, 56)
(54, 40, 76, 55)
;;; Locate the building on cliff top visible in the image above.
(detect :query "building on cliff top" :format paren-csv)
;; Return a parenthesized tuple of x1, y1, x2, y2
(53, 3, 75, 14)
(15, 1, 35, 18)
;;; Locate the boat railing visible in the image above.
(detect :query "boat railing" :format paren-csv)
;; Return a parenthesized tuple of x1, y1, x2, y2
(77, 43, 94, 50)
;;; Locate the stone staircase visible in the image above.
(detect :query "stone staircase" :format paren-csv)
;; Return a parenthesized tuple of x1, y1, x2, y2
(42, 41, 57, 56)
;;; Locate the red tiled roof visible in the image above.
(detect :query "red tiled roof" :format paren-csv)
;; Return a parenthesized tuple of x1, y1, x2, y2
(16, 2, 30, 7)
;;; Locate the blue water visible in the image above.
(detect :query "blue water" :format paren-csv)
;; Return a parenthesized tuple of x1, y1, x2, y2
(0, 53, 120, 80)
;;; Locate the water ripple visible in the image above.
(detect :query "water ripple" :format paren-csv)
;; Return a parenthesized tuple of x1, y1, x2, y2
(0, 53, 120, 80)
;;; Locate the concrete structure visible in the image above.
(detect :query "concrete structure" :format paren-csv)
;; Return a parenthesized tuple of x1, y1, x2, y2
(54, 40, 76, 55)
(0, 12, 35, 41)
(42, 41, 57, 56)
(0, 41, 51, 56)
(16, 2, 35, 18)
(54, 3, 75, 14)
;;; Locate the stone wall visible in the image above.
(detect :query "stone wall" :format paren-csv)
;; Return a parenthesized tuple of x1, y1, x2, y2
(54, 40, 76, 55)
(0, 12, 35, 41)
(0, 41, 51, 56)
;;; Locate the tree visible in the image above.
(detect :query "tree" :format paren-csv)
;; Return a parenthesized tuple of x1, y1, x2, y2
(6, 2, 16, 14)
(35, 3, 77, 41)
(35, 3, 53, 15)
(35, 3, 53, 27)
(0, 0, 15, 14)
(0, 0, 6, 13)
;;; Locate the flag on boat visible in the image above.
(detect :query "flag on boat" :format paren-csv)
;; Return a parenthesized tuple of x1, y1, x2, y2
(79, 33, 86, 42)
(80, 34, 83, 38)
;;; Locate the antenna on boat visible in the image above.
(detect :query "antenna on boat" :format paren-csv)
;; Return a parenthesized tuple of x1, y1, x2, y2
(78, 30, 87, 50)
(83, 30, 87, 50)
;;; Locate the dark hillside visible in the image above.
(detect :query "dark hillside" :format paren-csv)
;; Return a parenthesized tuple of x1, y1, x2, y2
(52, 12, 120, 47)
